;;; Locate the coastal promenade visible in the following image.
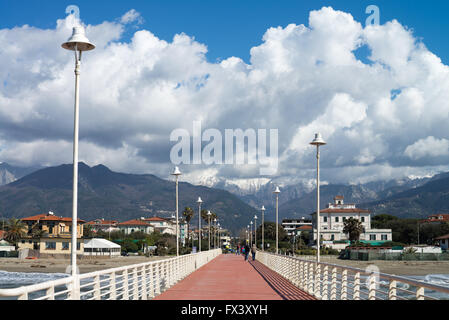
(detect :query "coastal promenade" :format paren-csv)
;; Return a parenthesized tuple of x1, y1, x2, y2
(154, 254, 316, 300)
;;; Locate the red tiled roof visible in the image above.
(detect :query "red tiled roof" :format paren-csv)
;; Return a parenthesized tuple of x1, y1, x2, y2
(145, 217, 167, 222)
(118, 219, 152, 226)
(21, 213, 85, 223)
(296, 225, 312, 230)
(86, 219, 118, 225)
(334, 196, 344, 200)
(0, 230, 5, 239)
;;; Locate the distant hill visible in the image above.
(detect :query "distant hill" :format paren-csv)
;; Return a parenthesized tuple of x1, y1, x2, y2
(0, 163, 257, 234)
(361, 176, 449, 218)
(0, 163, 41, 186)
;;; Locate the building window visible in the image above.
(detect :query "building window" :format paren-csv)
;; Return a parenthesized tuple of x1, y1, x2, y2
(323, 217, 328, 223)
(361, 217, 365, 223)
(77, 242, 81, 250)
(370, 235, 376, 241)
(381, 235, 388, 241)
(343, 217, 347, 222)
(46, 242, 56, 250)
(335, 217, 339, 223)
(62, 242, 70, 250)
(331, 235, 335, 241)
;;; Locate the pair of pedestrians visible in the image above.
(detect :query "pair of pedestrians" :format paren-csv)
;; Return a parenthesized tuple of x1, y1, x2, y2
(243, 244, 257, 262)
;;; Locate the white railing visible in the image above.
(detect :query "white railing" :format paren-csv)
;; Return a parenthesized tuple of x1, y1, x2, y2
(0, 249, 221, 300)
(256, 251, 449, 300)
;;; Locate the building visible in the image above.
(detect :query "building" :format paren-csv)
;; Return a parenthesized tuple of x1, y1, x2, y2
(144, 217, 175, 235)
(282, 218, 312, 236)
(117, 219, 154, 235)
(165, 216, 188, 246)
(86, 219, 119, 233)
(435, 234, 449, 251)
(423, 214, 449, 223)
(83, 238, 121, 257)
(294, 225, 313, 237)
(17, 212, 85, 257)
(311, 196, 392, 248)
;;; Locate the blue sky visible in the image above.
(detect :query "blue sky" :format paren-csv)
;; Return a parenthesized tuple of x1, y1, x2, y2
(1, 0, 449, 64)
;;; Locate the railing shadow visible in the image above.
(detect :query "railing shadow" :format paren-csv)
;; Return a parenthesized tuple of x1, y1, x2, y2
(248, 259, 317, 300)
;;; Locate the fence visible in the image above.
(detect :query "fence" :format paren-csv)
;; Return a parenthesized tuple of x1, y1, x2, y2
(0, 249, 221, 300)
(256, 251, 449, 300)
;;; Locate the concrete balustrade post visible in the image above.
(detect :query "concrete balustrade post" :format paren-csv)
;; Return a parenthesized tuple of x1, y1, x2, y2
(308, 263, 314, 294)
(141, 265, 148, 300)
(110, 272, 117, 300)
(388, 280, 397, 300)
(46, 285, 55, 300)
(314, 264, 321, 299)
(331, 267, 337, 300)
(133, 267, 139, 300)
(154, 263, 161, 295)
(322, 266, 329, 300)
(93, 274, 101, 300)
(123, 269, 129, 300)
(416, 287, 425, 300)
(368, 274, 376, 300)
(341, 270, 348, 300)
(353, 272, 360, 300)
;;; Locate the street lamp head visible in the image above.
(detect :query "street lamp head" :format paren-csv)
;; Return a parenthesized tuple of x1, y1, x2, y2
(250, 221, 253, 225)
(254, 215, 258, 220)
(273, 186, 281, 194)
(62, 26, 95, 52)
(197, 197, 203, 204)
(261, 205, 265, 211)
(171, 166, 182, 176)
(207, 210, 211, 216)
(310, 133, 326, 146)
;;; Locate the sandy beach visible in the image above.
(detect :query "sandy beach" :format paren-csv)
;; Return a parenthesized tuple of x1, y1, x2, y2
(297, 255, 449, 276)
(0, 256, 170, 274)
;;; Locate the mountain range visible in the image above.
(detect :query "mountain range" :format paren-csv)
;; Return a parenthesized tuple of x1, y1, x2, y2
(1, 162, 448, 234)
(0, 163, 258, 234)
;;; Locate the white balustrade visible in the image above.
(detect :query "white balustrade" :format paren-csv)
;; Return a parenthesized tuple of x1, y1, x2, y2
(0, 249, 221, 300)
(255, 251, 449, 300)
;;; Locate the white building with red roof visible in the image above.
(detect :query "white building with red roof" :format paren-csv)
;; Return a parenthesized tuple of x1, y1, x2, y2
(311, 196, 392, 248)
(117, 218, 154, 235)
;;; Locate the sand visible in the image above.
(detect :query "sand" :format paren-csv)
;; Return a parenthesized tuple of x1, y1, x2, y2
(0, 256, 169, 274)
(296, 255, 449, 276)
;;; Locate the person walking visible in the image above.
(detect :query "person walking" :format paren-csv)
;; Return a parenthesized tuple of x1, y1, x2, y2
(251, 243, 257, 261)
(244, 243, 250, 261)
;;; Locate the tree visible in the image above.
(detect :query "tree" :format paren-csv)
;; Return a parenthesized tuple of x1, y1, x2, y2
(183, 207, 194, 224)
(83, 224, 95, 238)
(343, 218, 364, 242)
(5, 218, 26, 248)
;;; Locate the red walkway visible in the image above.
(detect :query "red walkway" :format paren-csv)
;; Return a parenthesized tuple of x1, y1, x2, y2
(154, 254, 316, 300)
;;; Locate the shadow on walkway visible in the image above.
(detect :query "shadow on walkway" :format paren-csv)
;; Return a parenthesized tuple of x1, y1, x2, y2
(248, 259, 317, 300)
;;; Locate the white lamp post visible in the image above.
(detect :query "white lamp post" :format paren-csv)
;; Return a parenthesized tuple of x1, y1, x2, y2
(250, 221, 253, 247)
(261, 206, 265, 251)
(197, 197, 203, 252)
(273, 187, 281, 254)
(213, 218, 217, 248)
(62, 26, 95, 297)
(217, 222, 221, 248)
(171, 166, 182, 256)
(207, 210, 212, 250)
(254, 215, 258, 249)
(310, 133, 326, 263)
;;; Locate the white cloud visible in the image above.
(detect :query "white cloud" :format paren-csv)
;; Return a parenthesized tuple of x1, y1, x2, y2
(1, 7, 449, 186)
(404, 136, 449, 160)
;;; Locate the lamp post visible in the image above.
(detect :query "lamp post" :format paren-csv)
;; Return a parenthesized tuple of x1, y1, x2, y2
(261, 206, 265, 251)
(197, 197, 203, 252)
(171, 166, 182, 256)
(254, 215, 258, 249)
(62, 26, 95, 294)
(217, 222, 221, 248)
(310, 133, 326, 263)
(247, 225, 250, 245)
(250, 221, 253, 247)
(207, 211, 211, 250)
(273, 187, 281, 254)
(213, 218, 217, 248)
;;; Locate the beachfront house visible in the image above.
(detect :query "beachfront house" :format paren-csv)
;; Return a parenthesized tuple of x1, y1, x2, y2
(282, 218, 312, 236)
(18, 211, 85, 257)
(86, 219, 120, 233)
(117, 219, 154, 235)
(311, 196, 393, 249)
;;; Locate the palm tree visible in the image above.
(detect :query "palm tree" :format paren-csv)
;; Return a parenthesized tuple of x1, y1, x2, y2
(5, 218, 26, 248)
(343, 218, 364, 243)
(182, 207, 194, 247)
